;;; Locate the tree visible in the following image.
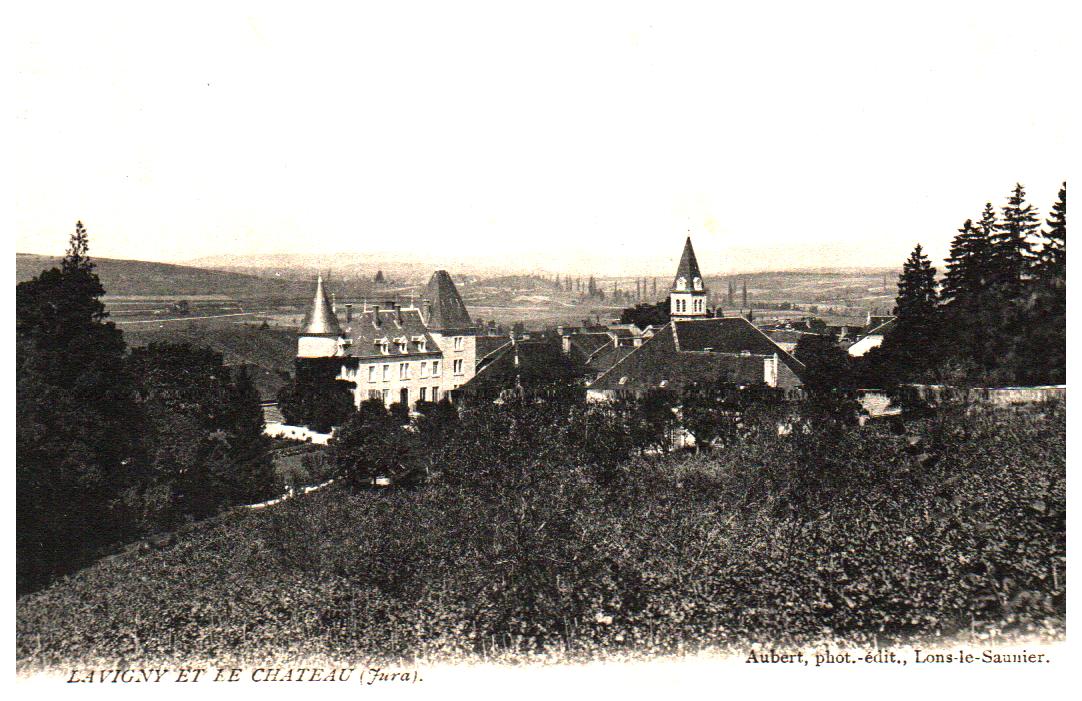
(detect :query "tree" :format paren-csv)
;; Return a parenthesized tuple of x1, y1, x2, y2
(874, 244, 940, 381)
(332, 400, 420, 488)
(793, 334, 853, 393)
(619, 300, 669, 328)
(626, 389, 678, 454)
(1012, 183, 1066, 385)
(16, 222, 146, 593)
(225, 366, 278, 504)
(128, 343, 278, 524)
(276, 361, 355, 433)
(1037, 182, 1066, 283)
(939, 218, 995, 372)
(990, 183, 1040, 297)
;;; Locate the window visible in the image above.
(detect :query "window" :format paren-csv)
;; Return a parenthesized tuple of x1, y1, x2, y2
(413, 336, 427, 352)
(377, 339, 390, 355)
(693, 277, 702, 291)
(382, 364, 390, 381)
(431, 360, 440, 376)
(453, 336, 464, 351)
(453, 358, 464, 375)
(397, 337, 408, 353)
(419, 387, 427, 402)
(381, 388, 389, 403)
(368, 389, 382, 400)
(399, 362, 409, 379)
(368, 365, 376, 383)
(432, 386, 439, 401)
(420, 361, 428, 378)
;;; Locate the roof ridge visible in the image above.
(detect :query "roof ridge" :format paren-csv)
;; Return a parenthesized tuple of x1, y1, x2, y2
(590, 322, 670, 387)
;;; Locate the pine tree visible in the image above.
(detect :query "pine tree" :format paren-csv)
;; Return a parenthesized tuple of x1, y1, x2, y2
(16, 222, 146, 592)
(942, 219, 992, 305)
(874, 244, 941, 381)
(1038, 182, 1066, 282)
(990, 183, 1041, 296)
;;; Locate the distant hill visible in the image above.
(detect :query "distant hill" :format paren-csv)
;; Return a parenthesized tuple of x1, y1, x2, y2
(15, 254, 308, 299)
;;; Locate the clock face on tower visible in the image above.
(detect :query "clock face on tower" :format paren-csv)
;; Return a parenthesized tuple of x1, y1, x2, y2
(693, 277, 702, 291)
(676, 277, 687, 291)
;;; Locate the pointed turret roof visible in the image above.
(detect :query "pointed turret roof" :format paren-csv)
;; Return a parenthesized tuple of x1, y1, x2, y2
(672, 236, 703, 289)
(424, 270, 472, 331)
(300, 274, 343, 336)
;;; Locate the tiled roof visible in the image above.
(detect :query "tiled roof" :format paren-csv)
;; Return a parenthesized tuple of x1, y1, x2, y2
(458, 340, 580, 396)
(567, 333, 613, 358)
(590, 317, 806, 392)
(672, 317, 805, 376)
(343, 307, 441, 360)
(586, 345, 636, 375)
(300, 275, 343, 337)
(424, 270, 472, 331)
(863, 318, 896, 337)
(476, 335, 513, 362)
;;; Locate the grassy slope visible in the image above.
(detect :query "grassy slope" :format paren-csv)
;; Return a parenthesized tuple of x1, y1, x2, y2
(16, 254, 307, 298)
(16, 406, 1065, 669)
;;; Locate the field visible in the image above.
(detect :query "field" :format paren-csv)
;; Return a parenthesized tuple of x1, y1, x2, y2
(15, 404, 1065, 670)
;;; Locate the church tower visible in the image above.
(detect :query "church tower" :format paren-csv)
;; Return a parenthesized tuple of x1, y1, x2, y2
(297, 274, 345, 357)
(670, 236, 709, 317)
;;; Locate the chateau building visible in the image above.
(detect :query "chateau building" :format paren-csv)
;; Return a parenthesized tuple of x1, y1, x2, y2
(296, 270, 504, 408)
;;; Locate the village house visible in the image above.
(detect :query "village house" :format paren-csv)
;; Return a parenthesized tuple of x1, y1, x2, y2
(846, 314, 896, 357)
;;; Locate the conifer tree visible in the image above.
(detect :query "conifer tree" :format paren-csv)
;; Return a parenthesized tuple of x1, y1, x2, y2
(16, 222, 146, 592)
(990, 183, 1041, 296)
(1038, 182, 1066, 282)
(874, 244, 941, 381)
(942, 219, 992, 305)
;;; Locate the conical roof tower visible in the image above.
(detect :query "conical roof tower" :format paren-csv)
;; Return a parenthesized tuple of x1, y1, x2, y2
(669, 236, 709, 318)
(423, 270, 472, 331)
(300, 274, 343, 337)
(672, 236, 703, 289)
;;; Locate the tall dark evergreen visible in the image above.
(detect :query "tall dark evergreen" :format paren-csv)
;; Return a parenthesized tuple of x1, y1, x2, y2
(873, 244, 941, 381)
(16, 222, 146, 593)
(990, 183, 1041, 296)
(1012, 182, 1067, 385)
(1038, 182, 1066, 282)
(942, 219, 992, 305)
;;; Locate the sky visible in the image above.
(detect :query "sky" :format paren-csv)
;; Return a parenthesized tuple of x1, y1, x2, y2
(13, 1, 1073, 276)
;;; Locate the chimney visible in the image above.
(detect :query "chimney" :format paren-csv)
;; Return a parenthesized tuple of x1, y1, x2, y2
(373, 304, 381, 326)
(345, 304, 353, 322)
(422, 299, 433, 324)
(395, 305, 403, 325)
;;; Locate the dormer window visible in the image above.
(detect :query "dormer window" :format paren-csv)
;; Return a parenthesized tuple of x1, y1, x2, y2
(376, 338, 390, 355)
(412, 335, 427, 352)
(676, 276, 687, 291)
(693, 277, 703, 291)
(396, 337, 409, 353)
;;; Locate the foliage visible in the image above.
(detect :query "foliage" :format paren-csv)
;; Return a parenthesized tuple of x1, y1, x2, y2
(276, 360, 355, 433)
(16, 223, 147, 594)
(17, 404, 1065, 666)
(869, 181, 1065, 387)
(793, 334, 853, 392)
(127, 343, 278, 527)
(619, 300, 669, 329)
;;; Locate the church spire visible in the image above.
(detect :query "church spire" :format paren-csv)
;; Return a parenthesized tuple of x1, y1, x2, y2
(672, 236, 703, 290)
(670, 236, 709, 318)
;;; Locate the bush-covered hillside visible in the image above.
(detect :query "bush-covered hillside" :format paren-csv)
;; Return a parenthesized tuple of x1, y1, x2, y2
(16, 403, 1064, 670)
